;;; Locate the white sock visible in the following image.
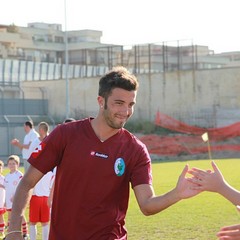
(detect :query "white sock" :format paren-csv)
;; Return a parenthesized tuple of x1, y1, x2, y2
(42, 224, 49, 240)
(29, 225, 37, 240)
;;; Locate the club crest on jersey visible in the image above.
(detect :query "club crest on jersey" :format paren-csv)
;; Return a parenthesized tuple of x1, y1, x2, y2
(31, 142, 46, 158)
(114, 158, 125, 176)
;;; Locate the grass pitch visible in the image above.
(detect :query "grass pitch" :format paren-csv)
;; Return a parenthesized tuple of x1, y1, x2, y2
(4, 159, 240, 239)
(126, 159, 240, 240)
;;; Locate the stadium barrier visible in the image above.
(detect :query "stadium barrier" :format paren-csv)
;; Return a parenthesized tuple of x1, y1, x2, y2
(139, 111, 240, 157)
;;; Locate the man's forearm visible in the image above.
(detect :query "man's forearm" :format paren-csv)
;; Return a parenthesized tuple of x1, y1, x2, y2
(141, 188, 181, 216)
(6, 165, 44, 240)
(16, 142, 29, 150)
(8, 179, 33, 232)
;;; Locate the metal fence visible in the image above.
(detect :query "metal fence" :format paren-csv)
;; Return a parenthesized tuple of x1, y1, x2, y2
(0, 115, 55, 162)
(0, 59, 111, 86)
(0, 99, 48, 115)
(0, 40, 232, 86)
(0, 98, 54, 160)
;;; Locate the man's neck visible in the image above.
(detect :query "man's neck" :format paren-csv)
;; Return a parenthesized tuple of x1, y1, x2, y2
(39, 134, 47, 141)
(91, 117, 119, 142)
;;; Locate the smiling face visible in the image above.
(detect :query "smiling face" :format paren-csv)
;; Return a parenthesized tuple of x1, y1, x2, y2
(99, 88, 137, 129)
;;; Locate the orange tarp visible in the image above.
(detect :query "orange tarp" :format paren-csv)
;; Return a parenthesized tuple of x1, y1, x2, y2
(139, 111, 240, 156)
(154, 111, 240, 141)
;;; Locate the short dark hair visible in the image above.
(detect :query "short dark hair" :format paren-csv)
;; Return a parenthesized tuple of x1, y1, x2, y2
(25, 120, 33, 128)
(98, 66, 139, 99)
(64, 118, 75, 123)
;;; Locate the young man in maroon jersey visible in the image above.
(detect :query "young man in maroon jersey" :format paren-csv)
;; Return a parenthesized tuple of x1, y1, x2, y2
(6, 66, 200, 240)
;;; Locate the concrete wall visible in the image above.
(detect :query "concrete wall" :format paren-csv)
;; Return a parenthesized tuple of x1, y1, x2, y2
(21, 67, 240, 126)
(1, 67, 240, 160)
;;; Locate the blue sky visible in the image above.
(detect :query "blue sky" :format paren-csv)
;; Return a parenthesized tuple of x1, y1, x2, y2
(2, 0, 240, 53)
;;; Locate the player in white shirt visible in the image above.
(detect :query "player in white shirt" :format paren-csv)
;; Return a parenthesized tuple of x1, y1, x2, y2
(11, 120, 39, 172)
(3, 155, 29, 239)
(0, 160, 6, 238)
(28, 122, 54, 240)
(29, 171, 54, 240)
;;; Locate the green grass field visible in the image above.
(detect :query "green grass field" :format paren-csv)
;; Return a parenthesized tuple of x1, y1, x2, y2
(3, 159, 240, 239)
(126, 159, 240, 240)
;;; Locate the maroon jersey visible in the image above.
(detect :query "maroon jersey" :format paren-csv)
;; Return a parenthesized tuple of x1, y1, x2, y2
(29, 118, 152, 240)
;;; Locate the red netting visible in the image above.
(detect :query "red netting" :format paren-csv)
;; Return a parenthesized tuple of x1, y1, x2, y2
(139, 111, 240, 156)
(154, 111, 240, 140)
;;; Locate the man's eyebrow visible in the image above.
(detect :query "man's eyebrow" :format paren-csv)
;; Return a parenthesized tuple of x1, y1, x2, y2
(113, 99, 136, 105)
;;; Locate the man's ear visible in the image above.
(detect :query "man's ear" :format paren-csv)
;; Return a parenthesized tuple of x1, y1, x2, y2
(97, 96, 104, 108)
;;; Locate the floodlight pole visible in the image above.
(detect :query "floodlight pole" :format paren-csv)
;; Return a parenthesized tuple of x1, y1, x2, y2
(64, 0, 70, 119)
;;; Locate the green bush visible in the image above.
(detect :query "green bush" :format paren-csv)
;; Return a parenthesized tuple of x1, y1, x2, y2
(125, 120, 178, 135)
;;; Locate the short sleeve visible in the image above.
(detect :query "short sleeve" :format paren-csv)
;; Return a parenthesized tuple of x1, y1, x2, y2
(130, 144, 152, 188)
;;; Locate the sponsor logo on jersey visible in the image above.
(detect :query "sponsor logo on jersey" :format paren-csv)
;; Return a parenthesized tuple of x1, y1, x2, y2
(91, 151, 108, 159)
(31, 142, 46, 158)
(114, 158, 125, 176)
